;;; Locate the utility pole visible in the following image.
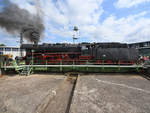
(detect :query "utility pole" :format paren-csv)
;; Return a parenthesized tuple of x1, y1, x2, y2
(20, 32, 23, 57)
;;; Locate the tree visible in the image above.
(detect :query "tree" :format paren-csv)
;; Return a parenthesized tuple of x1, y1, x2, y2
(0, 44, 6, 46)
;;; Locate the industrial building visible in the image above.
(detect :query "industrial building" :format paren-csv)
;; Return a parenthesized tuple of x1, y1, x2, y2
(129, 41, 150, 48)
(129, 41, 150, 56)
(0, 46, 25, 59)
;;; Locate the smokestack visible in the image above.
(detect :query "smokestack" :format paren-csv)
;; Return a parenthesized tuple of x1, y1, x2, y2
(0, 0, 44, 43)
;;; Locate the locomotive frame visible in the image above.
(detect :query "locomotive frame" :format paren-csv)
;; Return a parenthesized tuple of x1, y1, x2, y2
(21, 42, 139, 65)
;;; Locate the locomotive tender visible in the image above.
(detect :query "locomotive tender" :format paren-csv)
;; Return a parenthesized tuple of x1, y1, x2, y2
(21, 42, 139, 65)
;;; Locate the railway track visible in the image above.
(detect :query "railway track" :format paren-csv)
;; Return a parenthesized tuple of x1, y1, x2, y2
(36, 73, 78, 113)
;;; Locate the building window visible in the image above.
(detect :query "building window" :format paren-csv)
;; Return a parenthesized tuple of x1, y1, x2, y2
(143, 43, 148, 47)
(0, 52, 3, 55)
(0, 48, 3, 51)
(5, 48, 11, 51)
(12, 48, 19, 51)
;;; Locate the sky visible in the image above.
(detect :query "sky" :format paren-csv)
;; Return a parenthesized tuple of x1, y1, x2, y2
(0, 0, 150, 46)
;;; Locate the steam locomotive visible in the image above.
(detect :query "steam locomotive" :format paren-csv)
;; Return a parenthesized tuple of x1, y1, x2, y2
(21, 42, 139, 65)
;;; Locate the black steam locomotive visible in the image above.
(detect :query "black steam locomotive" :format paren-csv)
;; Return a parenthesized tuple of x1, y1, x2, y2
(21, 42, 139, 65)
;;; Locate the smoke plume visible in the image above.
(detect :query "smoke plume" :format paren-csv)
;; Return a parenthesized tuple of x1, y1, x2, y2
(0, 0, 44, 43)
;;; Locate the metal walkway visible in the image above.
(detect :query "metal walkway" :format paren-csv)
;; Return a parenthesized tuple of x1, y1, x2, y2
(1, 64, 143, 69)
(1, 64, 144, 74)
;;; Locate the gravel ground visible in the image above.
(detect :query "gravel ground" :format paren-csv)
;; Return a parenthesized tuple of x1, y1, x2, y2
(70, 74, 150, 113)
(0, 74, 65, 113)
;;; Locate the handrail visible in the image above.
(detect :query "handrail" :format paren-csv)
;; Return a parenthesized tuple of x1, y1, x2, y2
(32, 59, 136, 65)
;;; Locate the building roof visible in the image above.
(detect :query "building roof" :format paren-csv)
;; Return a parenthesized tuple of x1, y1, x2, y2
(0, 46, 20, 48)
(129, 41, 150, 45)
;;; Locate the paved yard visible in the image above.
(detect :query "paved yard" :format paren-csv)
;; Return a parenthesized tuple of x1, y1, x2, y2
(0, 74, 65, 113)
(70, 74, 150, 113)
(0, 73, 150, 113)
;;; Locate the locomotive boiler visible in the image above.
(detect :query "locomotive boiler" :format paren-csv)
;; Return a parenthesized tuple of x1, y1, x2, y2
(21, 42, 139, 65)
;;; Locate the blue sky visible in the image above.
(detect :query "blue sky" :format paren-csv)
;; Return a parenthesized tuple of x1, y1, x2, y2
(0, 0, 150, 46)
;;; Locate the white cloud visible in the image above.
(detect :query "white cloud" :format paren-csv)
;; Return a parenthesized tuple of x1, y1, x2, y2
(1, 0, 150, 45)
(43, 0, 103, 25)
(115, 0, 150, 8)
(88, 11, 150, 43)
(10, 0, 37, 14)
(30, 0, 150, 43)
(41, 0, 104, 41)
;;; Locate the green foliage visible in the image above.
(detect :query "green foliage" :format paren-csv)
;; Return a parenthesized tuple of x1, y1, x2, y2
(0, 44, 6, 46)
